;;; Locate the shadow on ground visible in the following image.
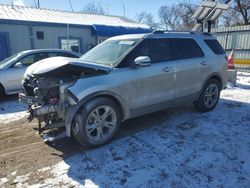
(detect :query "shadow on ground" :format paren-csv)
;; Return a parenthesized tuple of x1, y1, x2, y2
(0, 94, 25, 114)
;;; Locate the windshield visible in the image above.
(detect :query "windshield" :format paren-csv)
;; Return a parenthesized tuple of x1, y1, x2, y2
(80, 39, 139, 66)
(0, 53, 19, 69)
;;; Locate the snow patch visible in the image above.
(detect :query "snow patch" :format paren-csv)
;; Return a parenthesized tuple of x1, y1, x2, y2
(37, 167, 51, 173)
(0, 177, 8, 186)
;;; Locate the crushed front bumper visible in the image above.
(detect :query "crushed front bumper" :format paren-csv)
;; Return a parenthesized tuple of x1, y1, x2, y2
(19, 93, 38, 105)
(19, 93, 65, 133)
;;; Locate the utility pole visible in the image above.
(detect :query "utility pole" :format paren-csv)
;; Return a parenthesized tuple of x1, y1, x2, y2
(122, 3, 126, 17)
(207, 0, 215, 33)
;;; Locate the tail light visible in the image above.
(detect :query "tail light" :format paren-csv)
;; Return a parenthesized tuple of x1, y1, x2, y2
(227, 50, 235, 70)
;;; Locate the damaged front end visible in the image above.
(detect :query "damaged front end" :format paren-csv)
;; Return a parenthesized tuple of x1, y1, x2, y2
(19, 57, 111, 134)
(20, 75, 77, 133)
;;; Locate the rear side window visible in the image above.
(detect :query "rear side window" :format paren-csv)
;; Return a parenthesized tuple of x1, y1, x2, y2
(19, 53, 49, 66)
(204, 39, 225, 55)
(170, 38, 204, 60)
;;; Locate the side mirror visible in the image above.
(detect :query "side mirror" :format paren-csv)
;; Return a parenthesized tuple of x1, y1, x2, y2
(14, 62, 23, 68)
(134, 56, 151, 67)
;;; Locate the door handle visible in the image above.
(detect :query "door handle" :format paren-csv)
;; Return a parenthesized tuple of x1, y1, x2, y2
(162, 67, 171, 72)
(200, 61, 207, 66)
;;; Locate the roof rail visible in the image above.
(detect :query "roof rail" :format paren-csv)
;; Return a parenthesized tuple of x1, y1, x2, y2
(152, 30, 212, 36)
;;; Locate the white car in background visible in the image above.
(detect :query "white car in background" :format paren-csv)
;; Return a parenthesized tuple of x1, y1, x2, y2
(0, 49, 81, 98)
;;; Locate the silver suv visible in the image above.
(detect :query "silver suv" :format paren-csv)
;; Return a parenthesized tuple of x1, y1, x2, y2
(20, 31, 228, 147)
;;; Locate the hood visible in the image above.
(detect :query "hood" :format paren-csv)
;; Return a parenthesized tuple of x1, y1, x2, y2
(24, 57, 112, 78)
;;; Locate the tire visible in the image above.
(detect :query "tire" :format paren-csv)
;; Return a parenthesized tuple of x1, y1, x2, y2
(193, 79, 221, 112)
(71, 97, 121, 148)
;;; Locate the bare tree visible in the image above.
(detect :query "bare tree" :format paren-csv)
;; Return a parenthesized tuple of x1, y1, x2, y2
(221, 4, 243, 26)
(158, 3, 197, 30)
(235, 0, 250, 25)
(82, 1, 107, 15)
(220, 0, 250, 25)
(136, 12, 158, 29)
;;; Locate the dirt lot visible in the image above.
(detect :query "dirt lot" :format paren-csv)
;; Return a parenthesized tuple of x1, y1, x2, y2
(0, 71, 250, 187)
(0, 101, 166, 187)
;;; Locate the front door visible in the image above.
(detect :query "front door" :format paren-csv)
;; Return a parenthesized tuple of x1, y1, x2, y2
(0, 34, 9, 61)
(120, 38, 175, 113)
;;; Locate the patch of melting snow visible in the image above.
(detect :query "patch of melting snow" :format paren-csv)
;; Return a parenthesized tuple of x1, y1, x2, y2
(11, 171, 17, 176)
(43, 131, 67, 142)
(37, 167, 51, 172)
(13, 173, 30, 187)
(0, 177, 8, 186)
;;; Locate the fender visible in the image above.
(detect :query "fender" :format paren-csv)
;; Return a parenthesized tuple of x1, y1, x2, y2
(65, 91, 128, 137)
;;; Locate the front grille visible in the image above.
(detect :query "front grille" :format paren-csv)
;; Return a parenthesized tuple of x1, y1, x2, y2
(49, 86, 60, 98)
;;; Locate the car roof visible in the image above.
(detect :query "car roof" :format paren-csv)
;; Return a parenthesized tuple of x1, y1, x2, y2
(108, 31, 215, 41)
(19, 49, 81, 56)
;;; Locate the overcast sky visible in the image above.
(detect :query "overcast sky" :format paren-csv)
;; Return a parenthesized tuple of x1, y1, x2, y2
(0, 0, 200, 21)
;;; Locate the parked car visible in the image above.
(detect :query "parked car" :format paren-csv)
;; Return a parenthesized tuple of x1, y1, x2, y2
(19, 31, 228, 147)
(0, 49, 81, 97)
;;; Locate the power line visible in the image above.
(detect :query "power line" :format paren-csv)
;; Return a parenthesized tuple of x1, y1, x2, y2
(68, 0, 74, 12)
(33, 0, 37, 8)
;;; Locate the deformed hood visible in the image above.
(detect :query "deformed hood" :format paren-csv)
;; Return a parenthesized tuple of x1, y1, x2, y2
(24, 57, 112, 77)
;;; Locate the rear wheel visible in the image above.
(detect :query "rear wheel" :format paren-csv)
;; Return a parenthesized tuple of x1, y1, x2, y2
(193, 79, 221, 112)
(72, 97, 121, 148)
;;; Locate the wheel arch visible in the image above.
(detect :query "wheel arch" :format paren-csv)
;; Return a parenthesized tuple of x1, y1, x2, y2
(0, 83, 6, 96)
(65, 91, 127, 137)
(207, 74, 223, 90)
(203, 73, 223, 91)
(195, 73, 223, 101)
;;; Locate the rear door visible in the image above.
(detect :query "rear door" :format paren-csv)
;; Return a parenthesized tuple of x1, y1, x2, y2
(121, 38, 176, 113)
(170, 38, 207, 100)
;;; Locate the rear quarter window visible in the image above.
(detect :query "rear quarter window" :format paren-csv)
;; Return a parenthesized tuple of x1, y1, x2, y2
(170, 38, 204, 60)
(204, 39, 225, 55)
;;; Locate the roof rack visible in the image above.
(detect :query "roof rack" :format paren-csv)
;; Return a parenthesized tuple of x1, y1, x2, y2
(152, 30, 212, 36)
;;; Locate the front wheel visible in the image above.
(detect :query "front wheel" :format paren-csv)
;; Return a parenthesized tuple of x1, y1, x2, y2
(193, 79, 221, 112)
(72, 97, 121, 148)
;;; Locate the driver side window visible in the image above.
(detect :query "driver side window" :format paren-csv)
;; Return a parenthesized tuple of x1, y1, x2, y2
(120, 38, 171, 67)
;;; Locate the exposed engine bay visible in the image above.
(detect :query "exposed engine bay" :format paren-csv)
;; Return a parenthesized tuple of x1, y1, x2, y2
(19, 60, 111, 133)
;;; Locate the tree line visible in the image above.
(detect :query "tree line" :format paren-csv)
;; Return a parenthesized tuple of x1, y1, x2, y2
(82, 0, 250, 30)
